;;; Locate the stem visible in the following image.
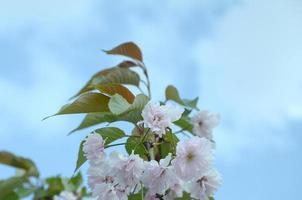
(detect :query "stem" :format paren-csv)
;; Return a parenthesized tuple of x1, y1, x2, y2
(132, 184, 138, 194)
(140, 79, 148, 88)
(134, 128, 150, 150)
(141, 183, 144, 199)
(144, 69, 151, 99)
(106, 143, 126, 148)
(141, 128, 150, 143)
(138, 86, 146, 95)
(138, 62, 151, 99)
(174, 129, 185, 134)
(124, 135, 140, 138)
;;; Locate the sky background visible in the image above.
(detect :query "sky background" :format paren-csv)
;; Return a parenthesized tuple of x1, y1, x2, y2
(0, 0, 302, 199)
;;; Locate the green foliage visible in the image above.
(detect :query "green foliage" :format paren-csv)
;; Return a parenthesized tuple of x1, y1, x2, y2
(0, 151, 39, 199)
(43, 42, 217, 200)
(160, 130, 179, 157)
(75, 141, 86, 173)
(165, 85, 199, 110)
(104, 42, 143, 62)
(0, 151, 39, 177)
(72, 65, 140, 98)
(94, 83, 135, 103)
(165, 85, 183, 105)
(125, 136, 148, 160)
(174, 116, 194, 133)
(0, 177, 27, 199)
(95, 127, 125, 145)
(44, 93, 110, 120)
(69, 95, 148, 134)
(109, 94, 131, 115)
(92, 67, 140, 87)
(0, 151, 87, 200)
(69, 112, 117, 134)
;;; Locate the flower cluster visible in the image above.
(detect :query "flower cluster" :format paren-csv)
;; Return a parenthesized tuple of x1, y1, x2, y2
(45, 42, 222, 200)
(84, 101, 221, 200)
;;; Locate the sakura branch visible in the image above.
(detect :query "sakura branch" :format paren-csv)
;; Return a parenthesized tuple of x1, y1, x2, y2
(47, 42, 221, 200)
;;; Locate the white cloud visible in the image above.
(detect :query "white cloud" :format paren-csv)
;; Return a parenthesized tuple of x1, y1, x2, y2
(193, 0, 302, 162)
(0, 0, 100, 33)
(0, 44, 81, 139)
(0, 0, 235, 138)
(4, 0, 291, 164)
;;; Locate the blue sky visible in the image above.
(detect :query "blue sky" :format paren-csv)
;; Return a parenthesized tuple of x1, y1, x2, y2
(0, 0, 302, 199)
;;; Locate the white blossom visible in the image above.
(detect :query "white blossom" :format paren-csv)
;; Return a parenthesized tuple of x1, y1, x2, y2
(142, 154, 178, 195)
(83, 133, 105, 164)
(88, 152, 144, 199)
(144, 192, 160, 200)
(165, 179, 184, 200)
(191, 111, 220, 140)
(93, 183, 129, 200)
(110, 152, 145, 189)
(87, 161, 114, 190)
(186, 169, 221, 200)
(172, 137, 213, 181)
(141, 102, 184, 137)
(54, 191, 77, 200)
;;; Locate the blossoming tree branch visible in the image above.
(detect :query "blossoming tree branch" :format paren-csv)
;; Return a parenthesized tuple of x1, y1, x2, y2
(47, 42, 221, 200)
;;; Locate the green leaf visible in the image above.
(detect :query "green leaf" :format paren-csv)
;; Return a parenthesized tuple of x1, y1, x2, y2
(125, 137, 148, 160)
(118, 109, 143, 124)
(93, 84, 135, 103)
(0, 151, 39, 177)
(74, 141, 86, 173)
(159, 131, 179, 158)
(0, 177, 27, 199)
(183, 97, 199, 110)
(165, 85, 199, 110)
(104, 42, 143, 62)
(44, 93, 110, 120)
(1, 191, 19, 200)
(69, 173, 83, 189)
(69, 112, 117, 134)
(71, 66, 140, 99)
(175, 192, 192, 200)
(127, 94, 149, 112)
(94, 127, 125, 146)
(108, 93, 148, 116)
(163, 131, 179, 156)
(117, 60, 137, 68)
(45, 176, 64, 195)
(165, 85, 184, 105)
(116, 94, 149, 124)
(15, 184, 36, 198)
(92, 68, 140, 87)
(108, 94, 131, 115)
(174, 116, 193, 133)
(71, 67, 116, 98)
(70, 94, 148, 134)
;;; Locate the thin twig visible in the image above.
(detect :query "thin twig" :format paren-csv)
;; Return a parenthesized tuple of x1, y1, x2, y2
(106, 142, 126, 148)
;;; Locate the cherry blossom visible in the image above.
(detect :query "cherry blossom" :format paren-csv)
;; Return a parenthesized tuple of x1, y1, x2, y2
(172, 137, 213, 181)
(142, 154, 178, 195)
(141, 102, 184, 137)
(83, 133, 105, 164)
(186, 169, 221, 200)
(110, 152, 145, 189)
(191, 111, 220, 140)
